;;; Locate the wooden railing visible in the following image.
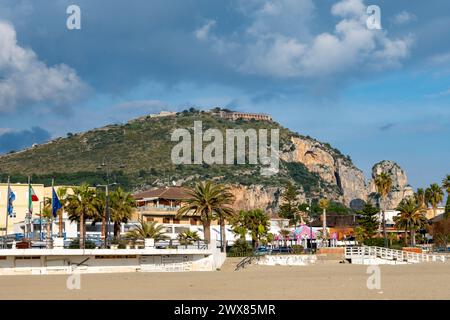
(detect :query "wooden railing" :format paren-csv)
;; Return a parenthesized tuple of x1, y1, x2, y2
(345, 246, 446, 263)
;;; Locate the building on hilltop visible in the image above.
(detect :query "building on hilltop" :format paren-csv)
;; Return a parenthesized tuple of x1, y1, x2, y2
(217, 110, 272, 121)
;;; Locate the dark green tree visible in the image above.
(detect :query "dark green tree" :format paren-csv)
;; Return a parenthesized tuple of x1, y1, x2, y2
(279, 182, 300, 226)
(356, 203, 379, 243)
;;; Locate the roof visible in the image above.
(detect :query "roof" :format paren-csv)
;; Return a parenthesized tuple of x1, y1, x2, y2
(311, 214, 357, 228)
(133, 186, 191, 201)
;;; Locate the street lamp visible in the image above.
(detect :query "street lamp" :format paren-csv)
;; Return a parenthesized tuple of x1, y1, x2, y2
(96, 156, 124, 248)
(308, 198, 313, 254)
(96, 182, 117, 247)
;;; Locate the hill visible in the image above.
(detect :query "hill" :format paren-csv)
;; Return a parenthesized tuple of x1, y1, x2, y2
(0, 109, 368, 211)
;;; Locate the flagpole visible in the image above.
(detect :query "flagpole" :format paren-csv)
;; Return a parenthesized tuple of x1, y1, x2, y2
(55, 181, 63, 238)
(5, 176, 10, 248)
(27, 176, 31, 240)
(51, 178, 54, 245)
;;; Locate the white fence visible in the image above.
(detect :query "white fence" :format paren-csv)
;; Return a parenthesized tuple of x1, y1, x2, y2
(345, 246, 446, 263)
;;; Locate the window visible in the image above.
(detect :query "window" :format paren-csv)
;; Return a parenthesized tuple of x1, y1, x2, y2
(190, 218, 198, 225)
(173, 218, 180, 224)
(174, 227, 189, 234)
(163, 218, 170, 224)
(145, 217, 154, 222)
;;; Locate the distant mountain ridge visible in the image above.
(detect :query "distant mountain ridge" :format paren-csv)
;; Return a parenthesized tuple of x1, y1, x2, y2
(0, 108, 382, 211)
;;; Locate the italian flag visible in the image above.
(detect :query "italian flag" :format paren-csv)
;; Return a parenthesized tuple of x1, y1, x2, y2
(28, 185, 39, 213)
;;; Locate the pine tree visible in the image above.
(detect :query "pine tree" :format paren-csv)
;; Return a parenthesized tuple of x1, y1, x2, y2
(279, 182, 300, 226)
(356, 203, 379, 243)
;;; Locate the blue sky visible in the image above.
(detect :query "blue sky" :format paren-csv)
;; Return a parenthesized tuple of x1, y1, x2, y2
(0, 0, 449, 189)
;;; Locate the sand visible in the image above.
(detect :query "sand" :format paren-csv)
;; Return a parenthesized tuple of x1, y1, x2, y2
(0, 262, 449, 300)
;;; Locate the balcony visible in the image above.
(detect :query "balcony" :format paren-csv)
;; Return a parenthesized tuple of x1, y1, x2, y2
(137, 205, 180, 212)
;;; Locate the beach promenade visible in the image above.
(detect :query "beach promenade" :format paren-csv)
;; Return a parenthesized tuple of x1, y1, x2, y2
(0, 262, 449, 300)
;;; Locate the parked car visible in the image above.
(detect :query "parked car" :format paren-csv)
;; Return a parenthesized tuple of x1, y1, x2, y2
(254, 246, 270, 255)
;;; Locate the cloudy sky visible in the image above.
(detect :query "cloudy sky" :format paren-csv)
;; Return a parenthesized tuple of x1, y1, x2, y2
(0, 0, 449, 189)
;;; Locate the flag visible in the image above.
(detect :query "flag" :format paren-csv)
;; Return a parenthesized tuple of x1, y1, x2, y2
(52, 187, 62, 217)
(7, 186, 16, 218)
(28, 184, 39, 214)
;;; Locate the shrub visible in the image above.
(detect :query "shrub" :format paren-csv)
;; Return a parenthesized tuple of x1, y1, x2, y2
(291, 245, 304, 254)
(68, 239, 96, 249)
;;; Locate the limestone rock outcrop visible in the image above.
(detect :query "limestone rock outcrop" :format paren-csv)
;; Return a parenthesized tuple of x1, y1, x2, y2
(281, 137, 367, 206)
(367, 160, 414, 210)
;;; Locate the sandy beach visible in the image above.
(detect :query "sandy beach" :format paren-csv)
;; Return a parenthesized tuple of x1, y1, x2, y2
(0, 261, 449, 300)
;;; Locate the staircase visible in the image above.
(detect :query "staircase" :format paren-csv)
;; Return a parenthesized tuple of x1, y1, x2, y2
(345, 246, 446, 264)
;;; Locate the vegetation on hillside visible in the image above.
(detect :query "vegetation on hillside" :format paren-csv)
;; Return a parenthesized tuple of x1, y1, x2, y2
(0, 109, 347, 201)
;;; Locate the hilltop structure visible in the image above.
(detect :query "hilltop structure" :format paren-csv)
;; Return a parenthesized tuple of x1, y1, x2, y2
(217, 110, 272, 121)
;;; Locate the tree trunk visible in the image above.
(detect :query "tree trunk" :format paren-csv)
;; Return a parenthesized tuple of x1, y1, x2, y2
(203, 220, 211, 244)
(101, 215, 106, 247)
(59, 210, 63, 238)
(46, 220, 51, 248)
(114, 222, 120, 239)
(411, 229, 416, 246)
(220, 218, 226, 253)
(404, 225, 408, 246)
(322, 208, 327, 245)
(79, 213, 85, 249)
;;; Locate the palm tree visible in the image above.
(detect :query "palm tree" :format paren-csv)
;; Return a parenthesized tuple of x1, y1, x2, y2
(91, 191, 107, 245)
(318, 198, 329, 242)
(395, 197, 427, 246)
(442, 175, 450, 220)
(178, 230, 200, 245)
(66, 184, 98, 249)
(55, 187, 68, 237)
(374, 172, 393, 247)
(110, 187, 136, 239)
(177, 181, 235, 251)
(387, 232, 397, 247)
(425, 183, 444, 218)
(415, 188, 426, 210)
(41, 200, 53, 246)
(442, 175, 450, 193)
(231, 209, 271, 249)
(126, 218, 168, 241)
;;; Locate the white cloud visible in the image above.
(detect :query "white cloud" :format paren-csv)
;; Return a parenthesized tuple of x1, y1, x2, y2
(196, 0, 412, 79)
(0, 20, 88, 112)
(0, 128, 12, 135)
(425, 88, 450, 98)
(392, 11, 416, 25)
(194, 20, 216, 40)
(428, 52, 450, 66)
(331, 0, 365, 17)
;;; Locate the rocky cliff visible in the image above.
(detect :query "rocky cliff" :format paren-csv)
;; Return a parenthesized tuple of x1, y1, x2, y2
(367, 160, 414, 210)
(281, 137, 367, 206)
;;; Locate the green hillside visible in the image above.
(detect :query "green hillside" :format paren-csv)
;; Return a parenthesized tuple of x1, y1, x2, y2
(0, 109, 350, 197)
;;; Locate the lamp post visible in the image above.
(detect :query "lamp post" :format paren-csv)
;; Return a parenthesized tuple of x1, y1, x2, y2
(96, 182, 117, 247)
(308, 198, 313, 254)
(96, 156, 124, 248)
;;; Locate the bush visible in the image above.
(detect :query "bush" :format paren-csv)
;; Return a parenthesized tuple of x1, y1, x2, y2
(228, 239, 253, 256)
(291, 245, 304, 254)
(68, 239, 96, 249)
